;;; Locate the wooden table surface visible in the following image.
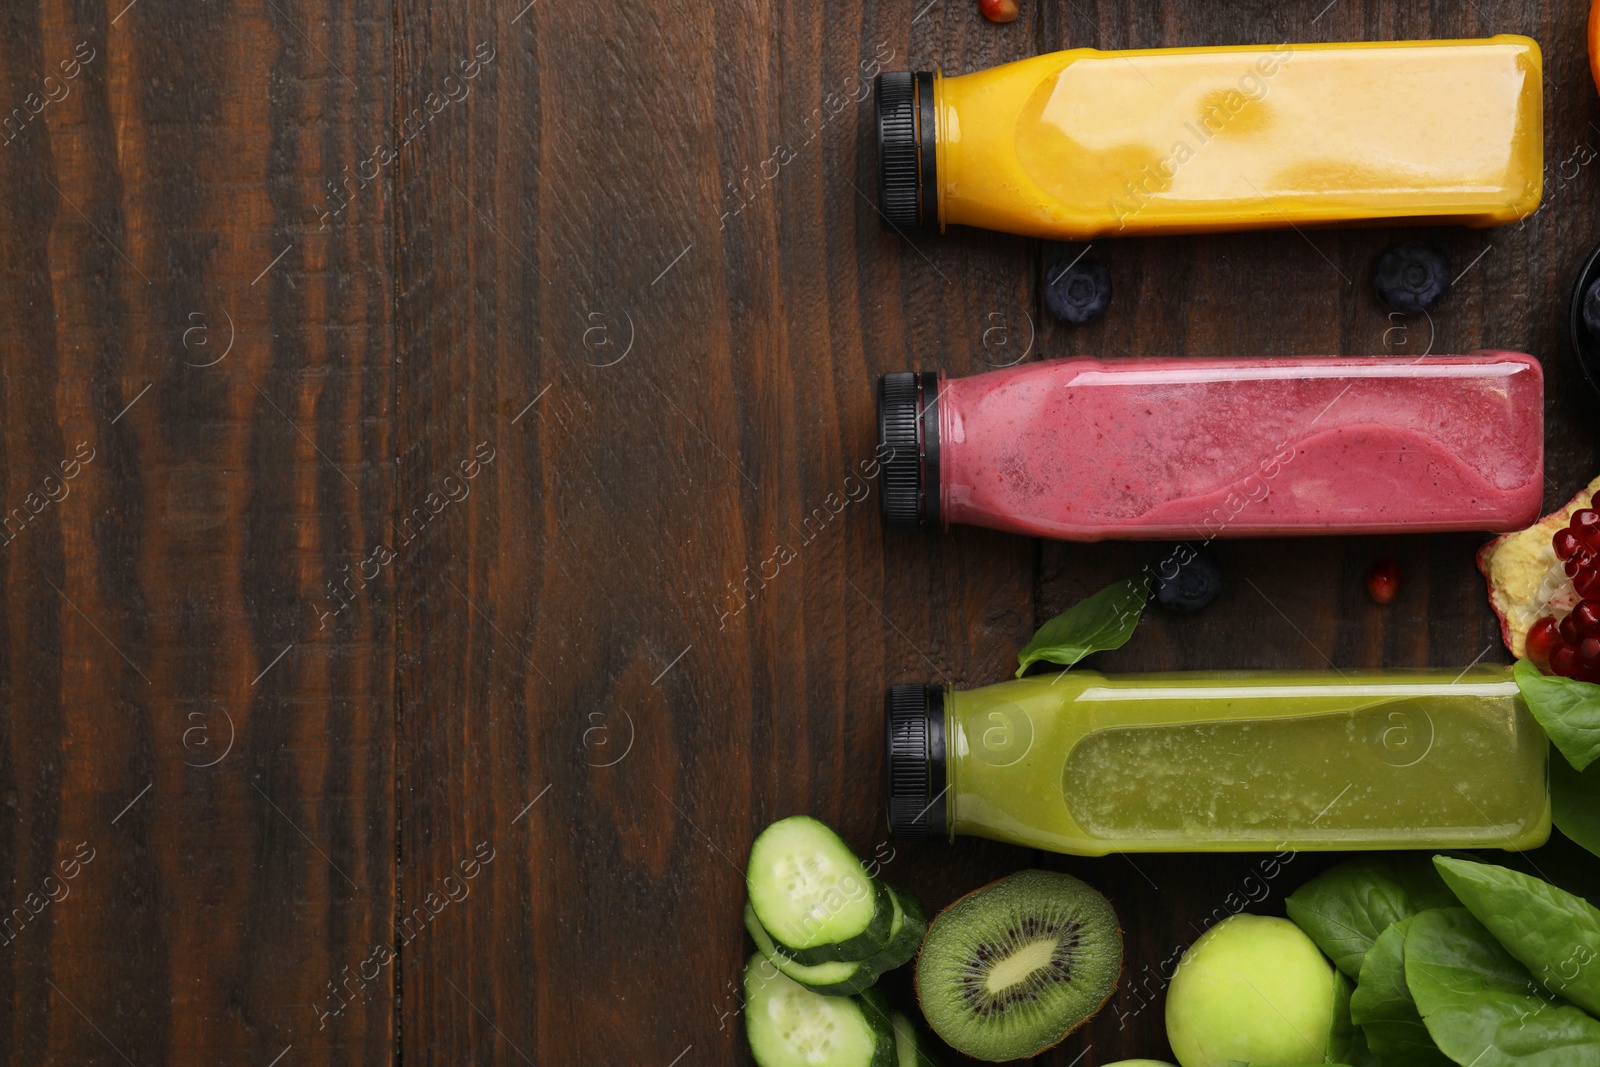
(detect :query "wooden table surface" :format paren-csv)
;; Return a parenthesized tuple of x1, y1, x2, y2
(4, 0, 1600, 1063)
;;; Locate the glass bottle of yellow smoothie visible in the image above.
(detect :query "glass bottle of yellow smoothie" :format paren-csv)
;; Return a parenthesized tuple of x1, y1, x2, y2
(885, 667, 1549, 854)
(875, 37, 1543, 240)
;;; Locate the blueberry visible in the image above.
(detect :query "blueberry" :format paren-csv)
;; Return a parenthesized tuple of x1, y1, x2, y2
(1154, 544, 1222, 614)
(1372, 240, 1450, 314)
(1584, 277, 1600, 340)
(1044, 255, 1111, 325)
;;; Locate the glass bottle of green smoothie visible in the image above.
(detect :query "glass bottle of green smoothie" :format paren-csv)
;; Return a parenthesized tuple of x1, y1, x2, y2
(885, 667, 1549, 854)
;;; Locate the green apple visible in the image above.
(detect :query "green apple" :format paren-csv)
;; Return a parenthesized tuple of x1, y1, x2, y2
(1164, 914, 1335, 1067)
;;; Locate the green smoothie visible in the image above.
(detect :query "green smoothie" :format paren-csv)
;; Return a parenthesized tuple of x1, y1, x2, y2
(885, 667, 1549, 854)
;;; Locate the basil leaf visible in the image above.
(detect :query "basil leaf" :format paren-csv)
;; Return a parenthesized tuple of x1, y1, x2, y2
(1513, 659, 1600, 771)
(1328, 969, 1382, 1067)
(1347, 917, 1452, 1067)
(1015, 577, 1146, 677)
(1552, 752, 1600, 861)
(1405, 907, 1600, 1067)
(1284, 856, 1456, 978)
(1433, 856, 1600, 1017)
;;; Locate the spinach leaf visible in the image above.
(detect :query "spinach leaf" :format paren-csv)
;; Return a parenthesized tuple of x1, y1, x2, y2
(1405, 907, 1600, 1067)
(1433, 856, 1600, 1017)
(1328, 969, 1382, 1067)
(1513, 659, 1600, 771)
(1552, 751, 1600, 862)
(1347, 917, 1452, 1067)
(1284, 856, 1456, 978)
(1015, 577, 1146, 677)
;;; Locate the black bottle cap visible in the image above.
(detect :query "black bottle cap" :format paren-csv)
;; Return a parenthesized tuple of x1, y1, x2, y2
(886, 684, 947, 842)
(878, 371, 941, 531)
(875, 72, 939, 233)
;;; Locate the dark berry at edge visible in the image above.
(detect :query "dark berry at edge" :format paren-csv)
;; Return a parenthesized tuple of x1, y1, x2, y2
(1154, 544, 1223, 614)
(1583, 277, 1600, 340)
(1372, 240, 1450, 315)
(1045, 255, 1112, 325)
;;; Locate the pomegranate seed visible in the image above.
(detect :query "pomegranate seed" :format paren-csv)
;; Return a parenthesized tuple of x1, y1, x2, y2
(1581, 637, 1600, 668)
(1576, 510, 1600, 553)
(1578, 568, 1600, 601)
(978, 0, 1020, 22)
(1567, 551, 1595, 578)
(1573, 600, 1600, 636)
(1555, 528, 1582, 560)
(1551, 643, 1580, 677)
(1562, 613, 1583, 645)
(1527, 616, 1561, 664)
(1366, 559, 1402, 604)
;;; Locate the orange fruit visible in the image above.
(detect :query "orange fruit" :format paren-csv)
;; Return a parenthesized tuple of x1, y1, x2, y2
(1590, 0, 1600, 96)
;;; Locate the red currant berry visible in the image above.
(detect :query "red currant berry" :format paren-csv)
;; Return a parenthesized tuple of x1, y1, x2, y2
(1366, 559, 1402, 604)
(1573, 600, 1600, 636)
(1555, 528, 1582, 560)
(1527, 616, 1561, 664)
(1551, 642, 1580, 677)
(1574, 510, 1600, 551)
(1580, 637, 1600, 668)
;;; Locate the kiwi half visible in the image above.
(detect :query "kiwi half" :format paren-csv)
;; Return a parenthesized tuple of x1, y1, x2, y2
(914, 869, 1122, 1061)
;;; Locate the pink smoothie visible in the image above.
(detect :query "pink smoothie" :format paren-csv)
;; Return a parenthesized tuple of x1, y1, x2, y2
(936, 353, 1544, 540)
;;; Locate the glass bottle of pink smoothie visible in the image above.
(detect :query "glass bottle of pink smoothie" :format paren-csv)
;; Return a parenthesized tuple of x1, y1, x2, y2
(877, 353, 1544, 539)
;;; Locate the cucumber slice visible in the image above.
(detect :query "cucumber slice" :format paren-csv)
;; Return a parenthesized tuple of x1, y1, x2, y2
(782, 880, 892, 965)
(745, 903, 883, 996)
(744, 953, 894, 1067)
(856, 985, 897, 1055)
(748, 816, 891, 964)
(891, 1013, 917, 1067)
(889, 1011, 943, 1067)
(858, 983, 890, 1020)
(864, 886, 928, 973)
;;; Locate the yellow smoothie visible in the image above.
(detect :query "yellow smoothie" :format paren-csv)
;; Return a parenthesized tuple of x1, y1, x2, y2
(877, 38, 1542, 239)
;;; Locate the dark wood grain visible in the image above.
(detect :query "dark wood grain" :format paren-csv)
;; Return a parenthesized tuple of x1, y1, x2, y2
(387, 2, 1042, 1062)
(4, 1, 1600, 1065)
(0, 0, 395, 1064)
